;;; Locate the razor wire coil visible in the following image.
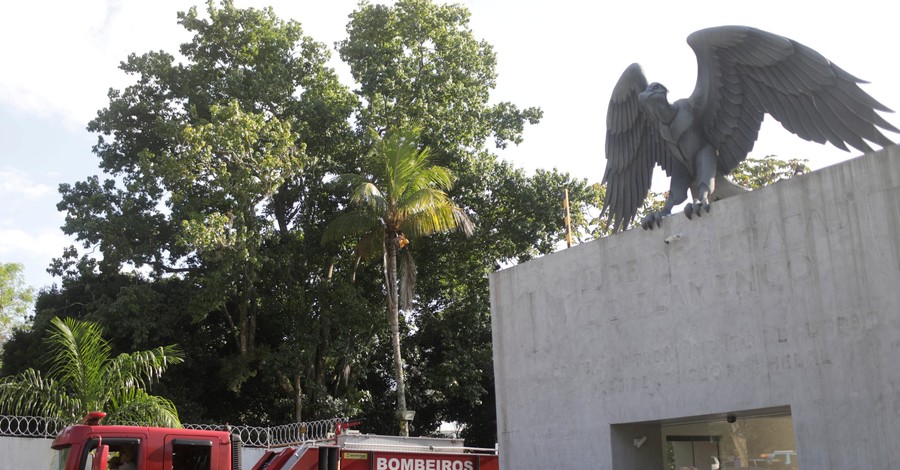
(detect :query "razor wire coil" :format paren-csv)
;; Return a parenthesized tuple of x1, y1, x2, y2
(1, 414, 347, 447)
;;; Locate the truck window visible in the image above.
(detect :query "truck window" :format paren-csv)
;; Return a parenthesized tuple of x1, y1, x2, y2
(108, 443, 140, 470)
(171, 439, 212, 470)
(79, 439, 141, 470)
(49, 446, 71, 470)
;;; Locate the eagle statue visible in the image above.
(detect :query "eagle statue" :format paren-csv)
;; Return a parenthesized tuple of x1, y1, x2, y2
(602, 25, 898, 231)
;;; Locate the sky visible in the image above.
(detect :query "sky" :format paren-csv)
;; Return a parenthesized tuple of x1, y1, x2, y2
(1, 0, 899, 293)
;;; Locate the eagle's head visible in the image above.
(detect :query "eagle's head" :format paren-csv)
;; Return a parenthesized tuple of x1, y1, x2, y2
(639, 82, 669, 105)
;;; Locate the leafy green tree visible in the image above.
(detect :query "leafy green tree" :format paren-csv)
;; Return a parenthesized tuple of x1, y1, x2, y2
(0, 317, 183, 426)
(147, 100, 302, 357)
(337, 0, 600, 443)
(339, 0, 542, 154)
(0, 263, 33, 350)
(2, 0, 599, 442)
(53, 0, 362, 419)
(730, 156, 810, 189)
(324, 126, 473, 436)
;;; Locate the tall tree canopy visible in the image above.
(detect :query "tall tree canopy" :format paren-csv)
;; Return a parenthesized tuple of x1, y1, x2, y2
(332, 0, 598, 443)
(3, 0, 599, 443)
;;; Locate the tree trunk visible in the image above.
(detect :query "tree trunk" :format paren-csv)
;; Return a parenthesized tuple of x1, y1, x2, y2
(294, 373, 303, 422)
(384, 234, 408, 436)
(238, 241, 259, 357)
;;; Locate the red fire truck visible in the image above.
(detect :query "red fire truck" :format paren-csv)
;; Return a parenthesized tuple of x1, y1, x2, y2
(49, 412, 499, 470)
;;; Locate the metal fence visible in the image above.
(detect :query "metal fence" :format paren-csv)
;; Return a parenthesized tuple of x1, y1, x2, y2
(0, 414, 347, 448)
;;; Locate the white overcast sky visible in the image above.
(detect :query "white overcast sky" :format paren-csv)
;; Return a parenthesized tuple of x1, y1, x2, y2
(1, 0, 898, 292)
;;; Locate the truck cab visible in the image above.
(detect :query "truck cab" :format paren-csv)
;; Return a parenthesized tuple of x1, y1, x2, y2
(50, 412, 241, 470)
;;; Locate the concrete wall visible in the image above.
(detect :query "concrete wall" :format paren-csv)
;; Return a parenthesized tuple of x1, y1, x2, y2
(1, 436, 57, 469)
(490, 146, 900, 470)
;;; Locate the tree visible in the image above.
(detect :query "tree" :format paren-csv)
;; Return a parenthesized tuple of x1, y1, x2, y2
(148, 100, 302, 357)
(54, 0, 361, 417)
(729, 156, 810, 190)
(0, 263, 33, 349)
(338, 0, 541, 155)
(2, 0, 597, 440)
(324, 126, 473, 436)
(0, 316, 183, 426)
(334, 0, 613, 443)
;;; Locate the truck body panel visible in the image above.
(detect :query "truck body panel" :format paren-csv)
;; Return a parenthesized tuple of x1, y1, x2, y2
(50, 415, 498, 470)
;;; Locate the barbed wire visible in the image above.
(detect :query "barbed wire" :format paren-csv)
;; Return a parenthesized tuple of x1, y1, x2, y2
(184, 417, 348, 447)
(0, 415, 67, 438)
(0, 414, 347, 447)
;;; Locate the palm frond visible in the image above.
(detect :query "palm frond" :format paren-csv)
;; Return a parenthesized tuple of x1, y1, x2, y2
(0, 369, 82, 422)
(104, 345, 184, 391)
(350, 182, 388, 215)
(2, 317, 185, 426)
(402, 203, 473, 239)
(322, 210, 382, 246)
(44, 317, 110, 408)
(372, 126, 432, 198)
(398, 188, 453, 217)
(106, 387, 182, 428)
(404, 164, 454, 195)
(355, 226, 387, 262)
(452, 207, 475, 237)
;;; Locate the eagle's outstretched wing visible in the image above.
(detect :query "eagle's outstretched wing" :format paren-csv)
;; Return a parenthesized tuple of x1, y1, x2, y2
(688, 25, 899, 173)
(602, 63, 676, 232)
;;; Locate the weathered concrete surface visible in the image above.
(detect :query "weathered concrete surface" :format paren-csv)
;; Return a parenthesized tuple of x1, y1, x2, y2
(490, 146, 900, 470)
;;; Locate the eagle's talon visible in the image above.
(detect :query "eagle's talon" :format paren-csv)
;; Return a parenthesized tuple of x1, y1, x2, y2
(641, 212, 664, 230)
(685, 201, 708, 219)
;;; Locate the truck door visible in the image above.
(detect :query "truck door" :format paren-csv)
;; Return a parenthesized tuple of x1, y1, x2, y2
(78, 438, 142, 470)
(164, 437, 217, 470)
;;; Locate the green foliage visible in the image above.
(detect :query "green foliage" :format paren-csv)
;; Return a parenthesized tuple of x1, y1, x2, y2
(56, 0, 356, 372)
(2, 0, 602, 445)
(324, 126, 473, 255)
(729, 156, 810, 189)
(0, 263, 33, 348)
(334, 0, 586, 443)
(0, 317, 183, 426)
(325, 125, 472, 436)
(338, 0, 542, 151)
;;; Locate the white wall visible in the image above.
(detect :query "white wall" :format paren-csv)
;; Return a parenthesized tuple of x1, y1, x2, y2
(0, 436, 56, 469)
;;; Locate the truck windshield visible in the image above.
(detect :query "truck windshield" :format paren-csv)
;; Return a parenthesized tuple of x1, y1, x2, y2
(49, 446, 70, 470)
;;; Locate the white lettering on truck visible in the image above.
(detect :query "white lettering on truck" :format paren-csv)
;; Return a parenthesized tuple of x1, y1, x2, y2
(376, 457, 474, 470)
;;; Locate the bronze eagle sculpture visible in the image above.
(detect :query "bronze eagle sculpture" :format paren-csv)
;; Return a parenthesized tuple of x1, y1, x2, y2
(602, 25, 898, 231)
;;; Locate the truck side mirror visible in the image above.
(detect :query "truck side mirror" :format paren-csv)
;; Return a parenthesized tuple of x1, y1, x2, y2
(92, 444, 109, 470)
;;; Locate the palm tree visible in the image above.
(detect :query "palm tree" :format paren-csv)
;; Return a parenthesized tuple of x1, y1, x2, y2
(323, 126, 473, 436)
(0, 316, 184, 427)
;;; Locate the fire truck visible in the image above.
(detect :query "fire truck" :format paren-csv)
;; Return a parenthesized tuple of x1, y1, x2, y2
(49, 412, 499, 470)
